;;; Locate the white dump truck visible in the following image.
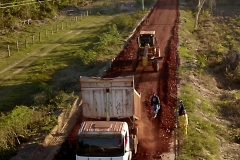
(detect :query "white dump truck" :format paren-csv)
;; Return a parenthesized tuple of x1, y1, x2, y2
(76, 76, 141, 160)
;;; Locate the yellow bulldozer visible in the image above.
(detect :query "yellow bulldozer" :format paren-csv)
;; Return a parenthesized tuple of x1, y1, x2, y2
(132, 31, 162, 72)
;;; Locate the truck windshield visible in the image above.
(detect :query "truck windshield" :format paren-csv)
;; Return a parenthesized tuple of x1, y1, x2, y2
(76, 137, 124, 157)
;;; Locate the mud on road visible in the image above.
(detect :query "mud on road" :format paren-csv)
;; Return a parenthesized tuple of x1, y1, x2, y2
(55, 0, 179, 159)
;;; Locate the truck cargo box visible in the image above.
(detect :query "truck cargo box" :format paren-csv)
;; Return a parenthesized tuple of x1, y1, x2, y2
(80, 76, 141, 120)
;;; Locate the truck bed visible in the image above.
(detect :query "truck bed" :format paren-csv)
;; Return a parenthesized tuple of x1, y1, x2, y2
(80, 76, 141, 120)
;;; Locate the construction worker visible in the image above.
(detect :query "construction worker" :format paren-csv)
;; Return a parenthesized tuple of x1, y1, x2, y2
(179, 109, 188, 135)
(151, 93, 160, 118)
(178, 100, 185, 116)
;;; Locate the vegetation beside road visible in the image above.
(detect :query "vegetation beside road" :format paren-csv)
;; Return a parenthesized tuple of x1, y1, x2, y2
(177, 0, 240, 159)
(2, 0, 239, 159)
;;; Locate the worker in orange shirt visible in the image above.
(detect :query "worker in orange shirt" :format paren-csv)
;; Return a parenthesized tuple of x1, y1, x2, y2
(178, 109, 188, 135)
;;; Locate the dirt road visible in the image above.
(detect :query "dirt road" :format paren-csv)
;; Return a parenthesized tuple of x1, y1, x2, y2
(55, 0, 179, 159)
(102, 0, 179, 159)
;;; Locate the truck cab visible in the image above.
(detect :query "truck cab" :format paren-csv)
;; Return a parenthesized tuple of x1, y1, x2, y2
(75, 76, 140, 160)
(76, 121, 132, 160)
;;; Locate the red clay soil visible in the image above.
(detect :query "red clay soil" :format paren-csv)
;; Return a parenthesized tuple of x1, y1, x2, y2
(55, 0, 179, 159)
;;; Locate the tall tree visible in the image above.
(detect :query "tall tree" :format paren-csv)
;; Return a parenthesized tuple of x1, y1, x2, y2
(194, 0, 216, 29)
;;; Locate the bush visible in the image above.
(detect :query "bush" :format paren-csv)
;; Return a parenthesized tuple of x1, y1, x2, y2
(135, 0, 156, 7)
(112, 14, 135, 32)
(0, 106, 42, 153)
(94, 24, 122, 54)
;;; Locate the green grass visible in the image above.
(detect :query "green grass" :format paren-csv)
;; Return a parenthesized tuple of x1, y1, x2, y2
(0, 2, 150, 158)
(0, 15, 116, 111)
(176, 1, 240, 158)
(178, 84, 221, 159)
(0, 8, 149, 112)
(178, 1, 232, 160)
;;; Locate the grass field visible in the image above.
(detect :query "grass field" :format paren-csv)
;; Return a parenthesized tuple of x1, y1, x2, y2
(0, 1, 150, 158)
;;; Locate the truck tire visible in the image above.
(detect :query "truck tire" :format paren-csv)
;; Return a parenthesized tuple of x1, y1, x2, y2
(153, 59, 159, 72)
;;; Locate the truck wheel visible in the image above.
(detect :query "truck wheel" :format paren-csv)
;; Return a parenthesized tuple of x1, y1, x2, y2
(153, 59, 159, 72)
(132, 59, 138, 72)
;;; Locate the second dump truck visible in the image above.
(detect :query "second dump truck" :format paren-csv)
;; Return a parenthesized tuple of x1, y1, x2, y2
(76, 76, 141, 160)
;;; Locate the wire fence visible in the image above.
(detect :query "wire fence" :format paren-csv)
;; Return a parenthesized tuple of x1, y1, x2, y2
(0, 0, 138, 59)
(1, 13, 88, 58)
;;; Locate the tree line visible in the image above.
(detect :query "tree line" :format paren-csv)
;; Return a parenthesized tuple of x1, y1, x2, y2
(0, 0, 94, 30)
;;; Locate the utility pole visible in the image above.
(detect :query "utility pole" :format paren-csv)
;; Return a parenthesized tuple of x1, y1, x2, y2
(142, 0, 144, 10)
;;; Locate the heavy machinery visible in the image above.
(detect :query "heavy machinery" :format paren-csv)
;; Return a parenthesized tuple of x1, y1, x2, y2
(76, 76, 141, 160)
(132, 31, 161, 72)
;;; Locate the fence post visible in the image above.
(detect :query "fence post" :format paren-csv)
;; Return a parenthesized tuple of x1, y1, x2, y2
(17, 42, 19, 52)
(81, 14, 82, 20)
(8, 45, 10, 57)
(87, 10, 88, 16)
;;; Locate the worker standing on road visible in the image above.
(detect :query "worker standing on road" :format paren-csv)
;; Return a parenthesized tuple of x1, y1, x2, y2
(151, 93, 160, 118)
(179, 110, 188, 135)
(178, 100, 185, 116)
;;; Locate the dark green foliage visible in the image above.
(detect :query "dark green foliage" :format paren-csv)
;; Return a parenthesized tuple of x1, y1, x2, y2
(219, 99, 240, 127)
(0, 1, 150, 159)
(112, 14, 135, 32)
(0, 0, 59, 29)
(0, 89, 77, 158)
(94, 24, 122, 54)
(0, 0, 97, 30)
(135, 0, 156, 7)
(0, 106, 42, 156)
(112, 10, 148, 34)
